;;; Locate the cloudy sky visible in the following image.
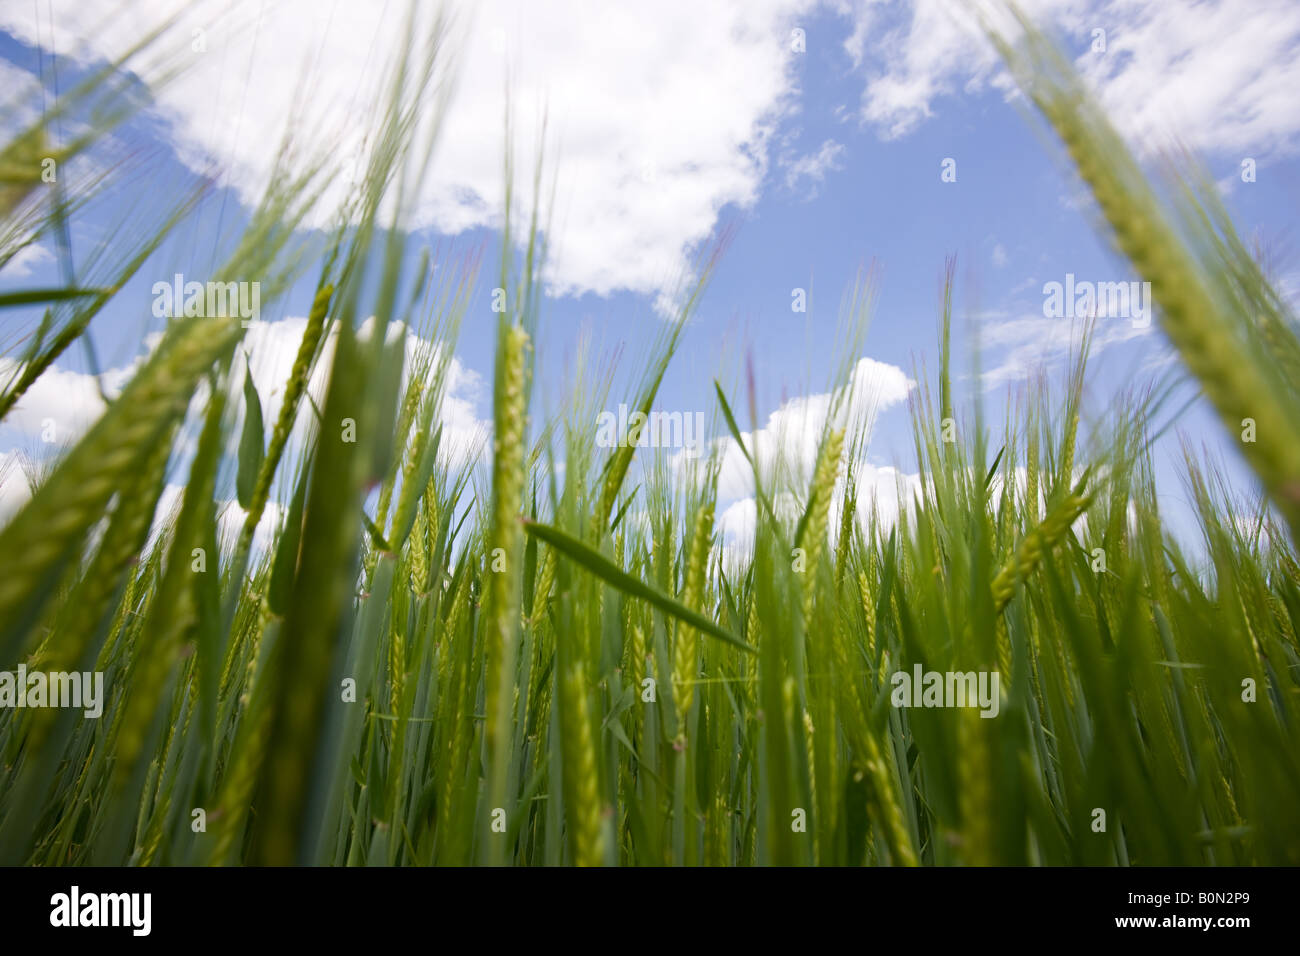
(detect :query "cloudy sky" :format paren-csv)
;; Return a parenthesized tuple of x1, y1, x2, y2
(2, 0, 1299, 548)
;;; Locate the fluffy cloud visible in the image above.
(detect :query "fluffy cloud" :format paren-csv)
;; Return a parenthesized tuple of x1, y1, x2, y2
(0, 317, 490, 533)
(717, 461, 922, 569)
(7, 0, 1291, 311)
(230, 315, 490, 482)
(0, 0, 817, 301)
(845, 0, 1300, 161)
(706, 355, 913, 500)
(656, 351, 913, 570)
(2, 243, 53, 278)
(0, 355, 136, 444)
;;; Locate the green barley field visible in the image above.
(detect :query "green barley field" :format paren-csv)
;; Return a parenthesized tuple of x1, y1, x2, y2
(1, 7, 1299, 867)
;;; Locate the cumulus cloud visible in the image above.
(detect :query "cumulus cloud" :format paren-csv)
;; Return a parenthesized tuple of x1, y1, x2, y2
(843, 461, 923, 530)
(0, 0, 817, 302)
(6, 1, 1291, 310)
(0, 316, 490, 532)
(845, 0, 1300, 162)
(717, 461, 922, 568)
(229, 315, 490, 484)
(647, 350, 913, 571)
(0, 355, 136, 445)
(706, 355, 913, 500)
(2, 243, 53, 278)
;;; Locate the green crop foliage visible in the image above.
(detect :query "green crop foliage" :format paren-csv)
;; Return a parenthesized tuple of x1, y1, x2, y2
(1, 6, 1298, 866)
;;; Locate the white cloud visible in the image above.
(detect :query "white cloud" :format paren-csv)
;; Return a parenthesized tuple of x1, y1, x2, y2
(991, 243, 1008, 268)
(218, 496, 284, 556)
(978, 309, 1152, 389)
(836, 0, 879, 69)
(231, 315, 490, 485)
(697, 353, 915, 568)
(0, 450, 34, 523)
(1, 317, 490, 524)
(717, 460, 922, 568)
(0, 355, 134, 444)
(847, 0, 1300, 162)
(0, 58, 42, 138)
(2, 243, 53, 278)
(846, 461, 922, 530)
(1077, 0, 1300, 160)
(854, 0, 995, 139)
(705, 355, 912, 501)
(782, 138, 848, 197)
(717, 495, 759, 568)
(0, 0, 818, 301)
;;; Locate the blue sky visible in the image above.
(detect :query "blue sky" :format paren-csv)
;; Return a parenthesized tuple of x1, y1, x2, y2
(2, 0, 1299, 552)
